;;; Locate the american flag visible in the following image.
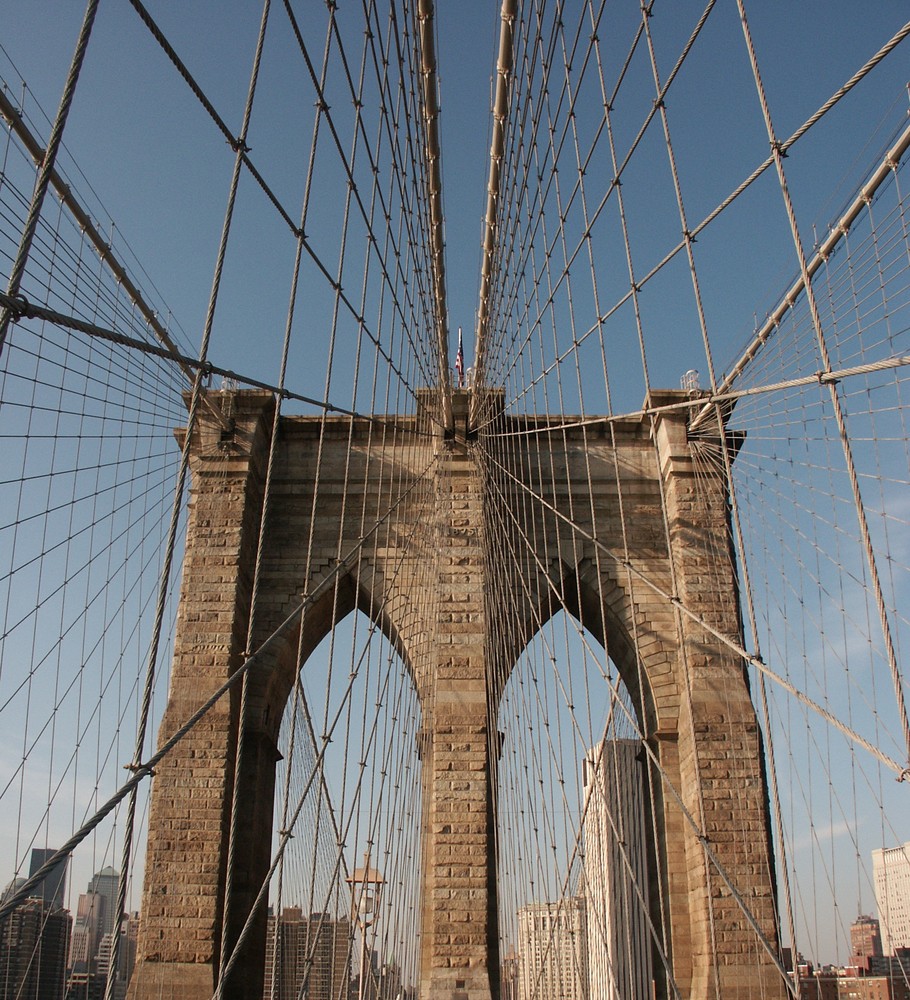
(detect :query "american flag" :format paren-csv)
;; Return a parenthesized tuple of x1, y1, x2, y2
(455, 327, 464, 387)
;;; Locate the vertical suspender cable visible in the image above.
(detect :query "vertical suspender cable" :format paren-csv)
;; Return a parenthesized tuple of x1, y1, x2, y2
(0, 0, 100, 357)
(689, 121, 910, 432)
(736, 0, 910, 775)
(471, 0, 517, 429)
(416, 0, 454, 433)
(106, 5, 276, 998)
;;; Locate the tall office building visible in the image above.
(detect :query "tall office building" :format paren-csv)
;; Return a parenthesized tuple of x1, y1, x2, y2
(0, 881, 26, 908)
(85, 869, 118, 941)
(66, 867, 122, 999)
(517, 898, 587, 1000)
(68, 891, 105, 973)
(28, 849, 68, 909)
(582, 739, 652, 1000)
(95, 913, 137, 1000)
(500, 951, 520, 1000)
(873, 843, 910, 954)
(263, 908, 351, 1000)
(849, 914, 883, 971)
(0, 896, 71, 1000)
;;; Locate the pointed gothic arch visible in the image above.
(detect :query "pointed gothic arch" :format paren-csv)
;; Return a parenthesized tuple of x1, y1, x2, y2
(128, 392, 785, 1000)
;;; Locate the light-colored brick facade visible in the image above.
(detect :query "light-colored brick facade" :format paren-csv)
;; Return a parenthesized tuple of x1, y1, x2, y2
(517, 899, 587, 1000)
(874, 843, 910, 953)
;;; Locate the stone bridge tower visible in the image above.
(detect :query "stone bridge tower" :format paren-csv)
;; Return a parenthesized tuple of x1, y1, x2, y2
(128, 388, 785, 1000)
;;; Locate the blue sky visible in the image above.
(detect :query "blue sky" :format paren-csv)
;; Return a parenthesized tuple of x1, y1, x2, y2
(1, 0, 909, 970)
(1, 1, 906, 401)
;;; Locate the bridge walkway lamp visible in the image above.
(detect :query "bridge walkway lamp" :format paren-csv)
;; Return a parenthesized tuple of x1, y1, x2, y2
(347, 853, 384, 1000)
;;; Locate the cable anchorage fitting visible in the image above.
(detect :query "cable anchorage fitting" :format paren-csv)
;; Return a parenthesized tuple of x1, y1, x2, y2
(124, 761, 156, 777)
(6, 292, 29, 319)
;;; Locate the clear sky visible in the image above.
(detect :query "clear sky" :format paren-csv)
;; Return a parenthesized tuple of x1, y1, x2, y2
(2, 1, 907, 395)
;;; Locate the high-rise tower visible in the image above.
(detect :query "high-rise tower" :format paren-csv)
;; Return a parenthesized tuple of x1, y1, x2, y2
(582, 740, 652, 1000)
(517, 898, 587, 1000)
(873, 844, 910, 954)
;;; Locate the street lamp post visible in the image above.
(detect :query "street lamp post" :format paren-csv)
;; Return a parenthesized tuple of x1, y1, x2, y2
(347, 853, 384, 1000)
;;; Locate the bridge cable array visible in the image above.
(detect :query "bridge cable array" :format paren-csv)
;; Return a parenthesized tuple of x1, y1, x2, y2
(0, 2, 908, 998)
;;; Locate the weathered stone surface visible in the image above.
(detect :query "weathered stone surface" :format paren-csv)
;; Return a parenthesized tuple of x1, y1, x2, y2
(129, 389, 784, 1000)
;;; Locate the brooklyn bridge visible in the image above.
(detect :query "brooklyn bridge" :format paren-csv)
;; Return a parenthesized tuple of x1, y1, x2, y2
(0, 3, 909, 1000)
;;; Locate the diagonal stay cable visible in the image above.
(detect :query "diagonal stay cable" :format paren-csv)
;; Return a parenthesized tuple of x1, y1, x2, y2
(479, 448, 792, 994)
(482, 447, 906, 779)
(690, 119, 910, 431)
(0, 450, 438, 923)
(491, 14, 909, 403)
(737, 0, 910, 774)
(472, 20, 910, 430)
(0, 89, 196, 389)
(125, 0, 437, 409)
(282, 0, 437, 394)
(0, 0, 99, 357)
(478, 353, 910, 441)
(0, 292, 432, 433)
(479, 3, 713, 399)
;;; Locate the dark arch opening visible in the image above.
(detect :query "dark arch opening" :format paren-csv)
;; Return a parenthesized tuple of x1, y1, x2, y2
(234, 587, 424, 1000)
(494, 604, 670, 1000)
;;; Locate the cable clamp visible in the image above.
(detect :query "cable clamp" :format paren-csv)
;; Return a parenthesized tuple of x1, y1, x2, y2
(898, 767, 910, 784)
(6, 293, 29, 319)
(125, 761, 156, 777)
(229, 137, 251, 154)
